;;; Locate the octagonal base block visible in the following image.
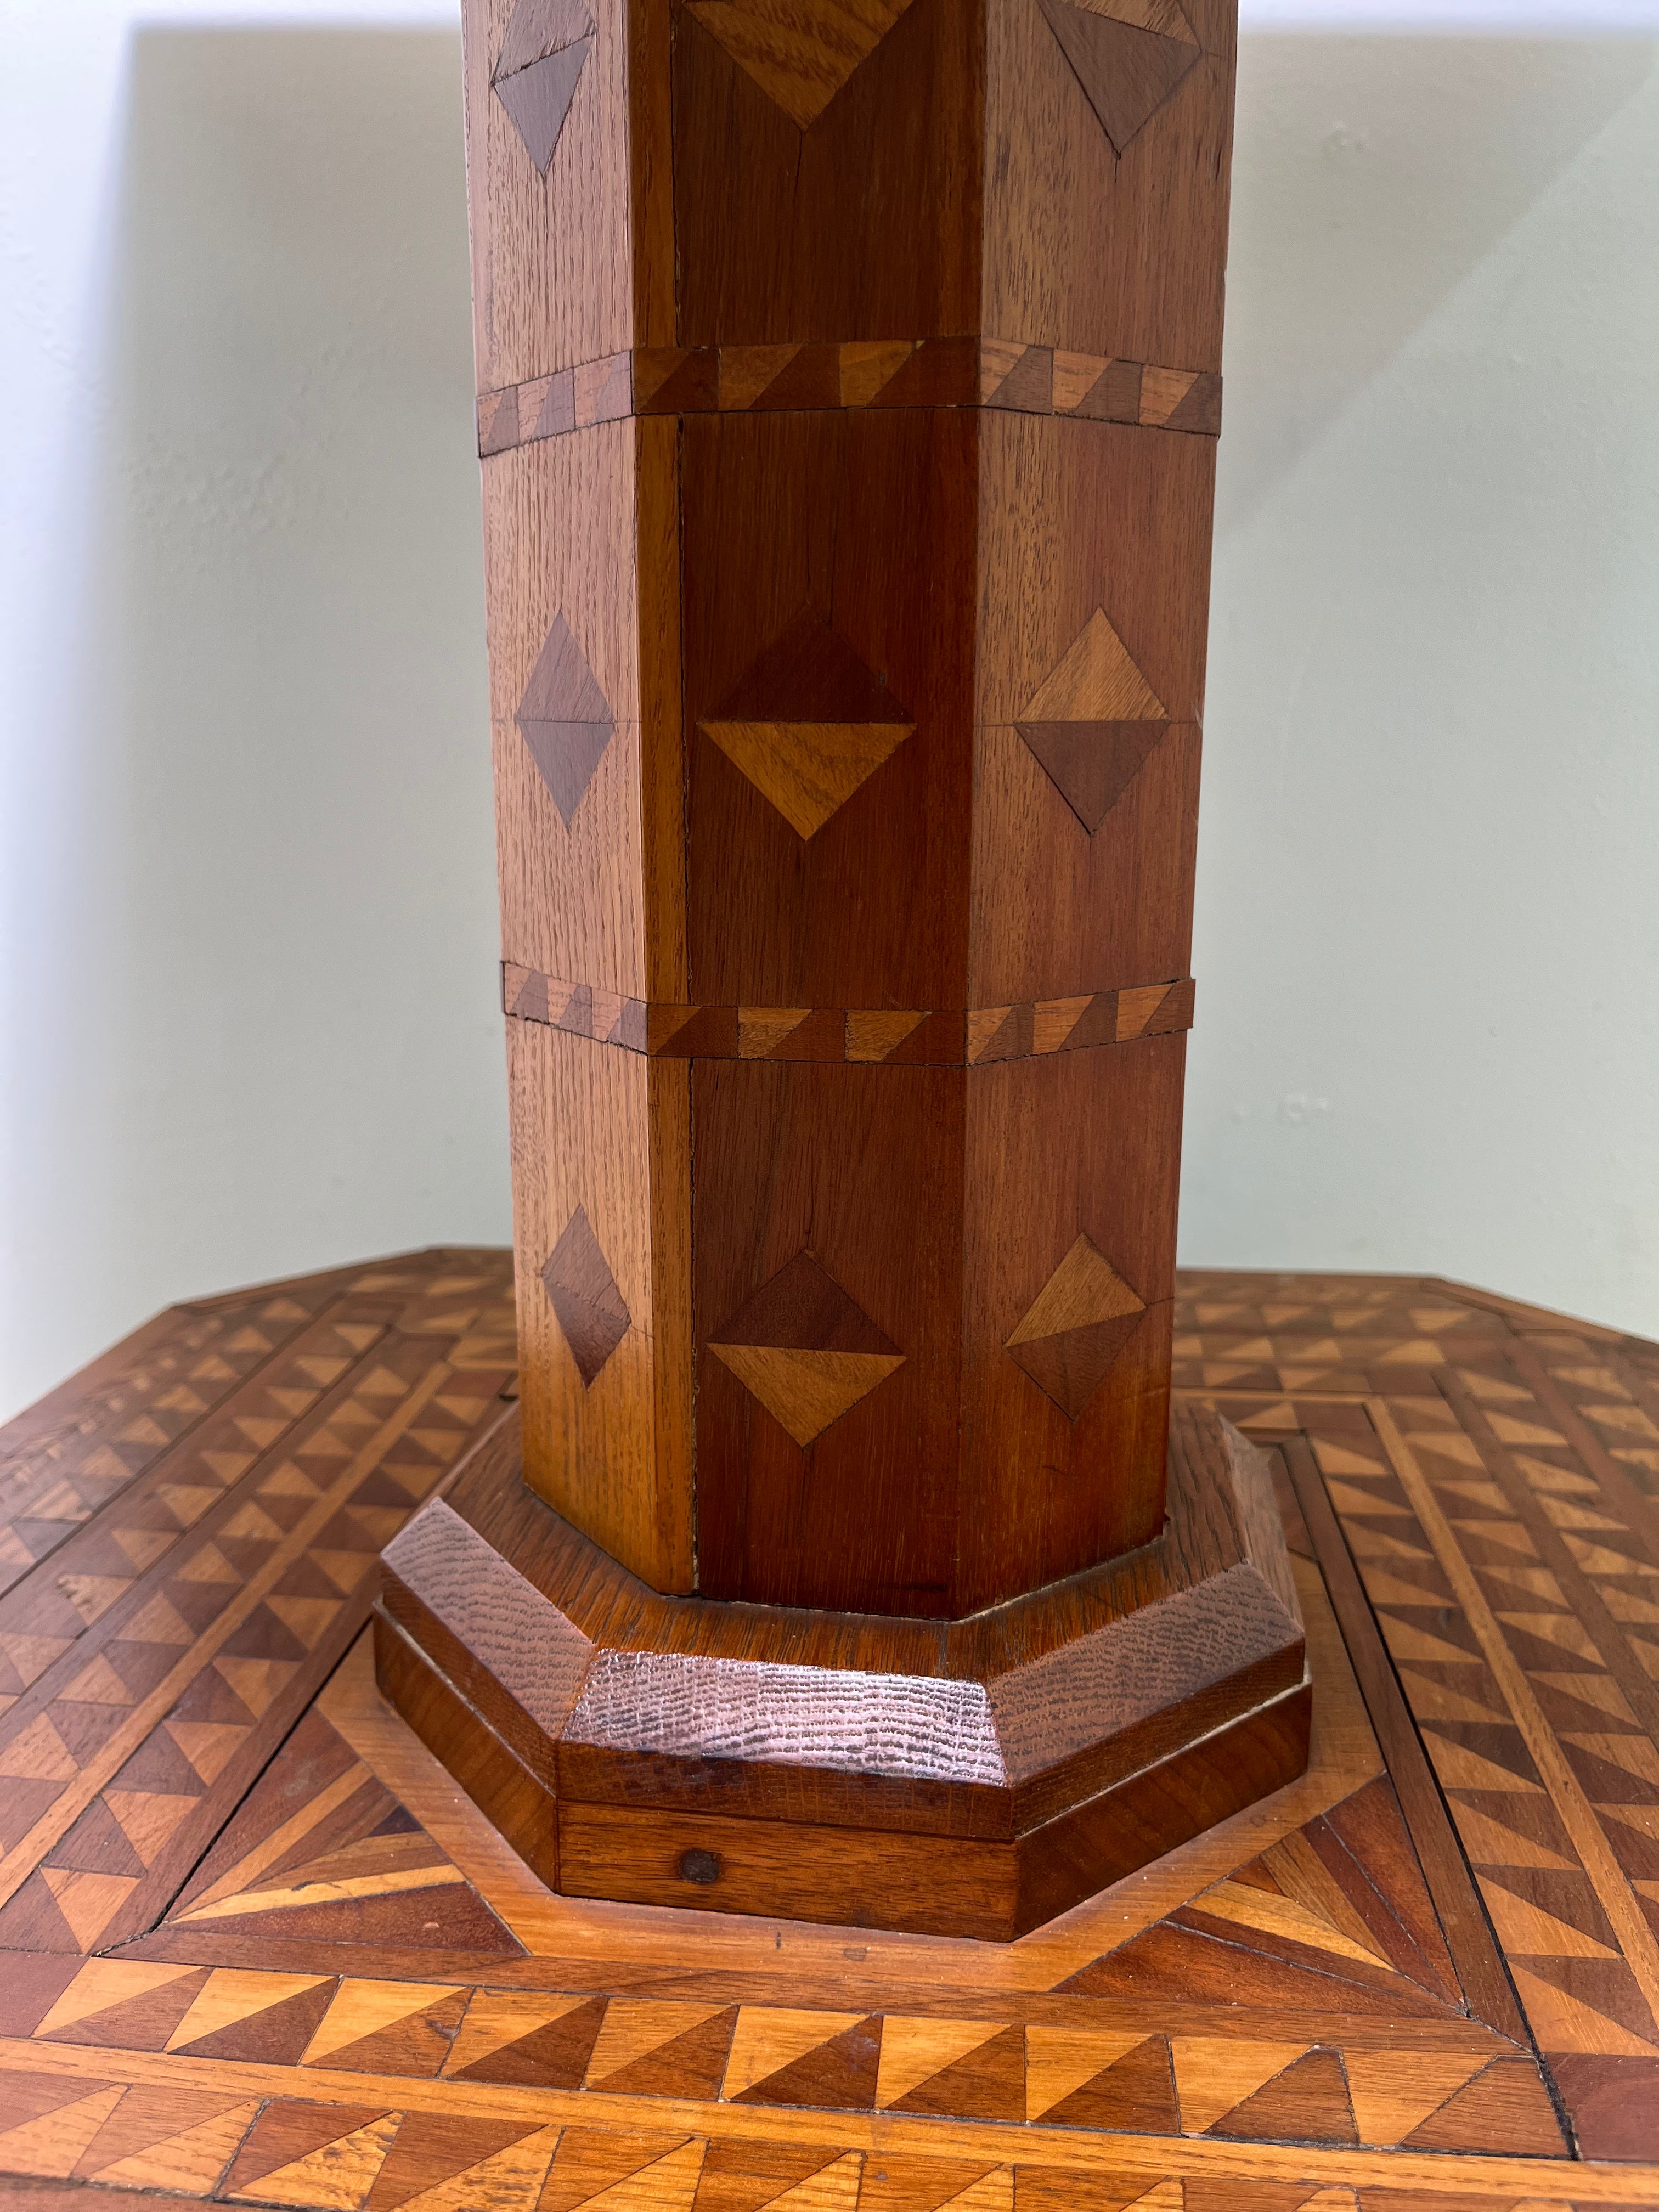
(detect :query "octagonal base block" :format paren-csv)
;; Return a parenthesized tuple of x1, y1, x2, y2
(373, 1402, 1310, 1940)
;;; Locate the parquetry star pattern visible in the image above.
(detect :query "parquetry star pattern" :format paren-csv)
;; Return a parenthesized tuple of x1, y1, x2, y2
(3, 1258, 1659, 2198)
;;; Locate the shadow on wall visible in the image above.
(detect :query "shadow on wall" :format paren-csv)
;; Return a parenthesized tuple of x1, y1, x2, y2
(1186, 32, 1659, 1324)
(1219, 34, 1652, 533)
(33, 27, 505, 1398)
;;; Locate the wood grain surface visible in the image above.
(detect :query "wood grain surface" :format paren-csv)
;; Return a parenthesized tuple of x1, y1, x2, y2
(10, 1260, 1659, 2198)
(467, 0, 1238, 1618)
(970, 409, 1211, 1009)
(506, 1022, 693, 1592)
(476, 339, 1222, 457)
(375, 1397, 1307, 1923)
(501, 962, 1195, 1064)
(984, 0, 1237, 365)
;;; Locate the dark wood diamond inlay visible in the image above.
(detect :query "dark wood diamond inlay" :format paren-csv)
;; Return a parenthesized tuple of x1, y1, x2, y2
(516, 615, 614, 827)
(1005, 1235, 1146, 1419)
(542, 1207, 630, 1387)
(709, 1251, 904, 1446)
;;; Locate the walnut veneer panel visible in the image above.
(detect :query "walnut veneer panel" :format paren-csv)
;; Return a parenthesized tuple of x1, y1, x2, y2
(681, 408, 977, 1014)
(956, 1041, 1184, 1608)
(507, 1023, 693, 1592)
(464, 0, 643, 392)
(672, 0, 984, 347)
(483, 419, 684, 1005)
(983, 0, 1237, 366)
(970, 407, 1212, 1007)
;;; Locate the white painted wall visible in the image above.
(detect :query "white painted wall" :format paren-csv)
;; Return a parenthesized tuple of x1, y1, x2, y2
(1189, 30, 1659, 1331)
(2, 3, 1656, 1420)
(0, 2, 505, 1424)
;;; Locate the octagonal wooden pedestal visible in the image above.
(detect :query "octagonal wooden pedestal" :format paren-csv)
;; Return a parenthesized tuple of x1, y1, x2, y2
(372, 1399, 1308, 1942)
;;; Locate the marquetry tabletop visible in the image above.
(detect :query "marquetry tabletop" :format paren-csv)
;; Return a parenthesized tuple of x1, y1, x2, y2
(0, 1252, 1656, 2209)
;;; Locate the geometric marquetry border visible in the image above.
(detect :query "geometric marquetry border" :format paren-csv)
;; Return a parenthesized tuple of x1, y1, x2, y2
(0, 1252, 518, 1961)
(1, 2037, 1644, 2212)
(477, 337, 1221, 456)
(501, 962, 1195, 1065)
(9, 1258, 1659, 2187)
(1177, 1268, 1659, 2160)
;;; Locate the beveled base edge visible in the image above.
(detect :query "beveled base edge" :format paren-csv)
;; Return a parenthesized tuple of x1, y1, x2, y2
(372, 1404, 1312, 1937)
(374, 1604, 1311, 1940)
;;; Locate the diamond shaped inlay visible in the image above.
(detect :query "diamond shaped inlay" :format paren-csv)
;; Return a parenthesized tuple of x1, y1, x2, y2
(1006, 1236, 1146, 1419)
(1036, 0, 1200, 157)
(517, 615, 614, 826)
(542, 1207, 630, 1387)
(1015, 607, 1169, 833)
(699, 609, 913, 840)
(709, 1251, 904, 1446)
(492, 0, 595, 174)
(685, 0, 919, 131)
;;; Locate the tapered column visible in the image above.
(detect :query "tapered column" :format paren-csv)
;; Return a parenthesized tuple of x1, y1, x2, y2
(376, 0, 1308, 1939)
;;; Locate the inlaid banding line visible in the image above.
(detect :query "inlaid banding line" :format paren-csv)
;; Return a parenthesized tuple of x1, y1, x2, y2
(478, 339, 1220, 455)
(501, 964, 1194, 1064)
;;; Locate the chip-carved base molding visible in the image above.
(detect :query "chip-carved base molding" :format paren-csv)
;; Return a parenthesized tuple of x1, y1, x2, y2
(374, 1401, 1311, 1940)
